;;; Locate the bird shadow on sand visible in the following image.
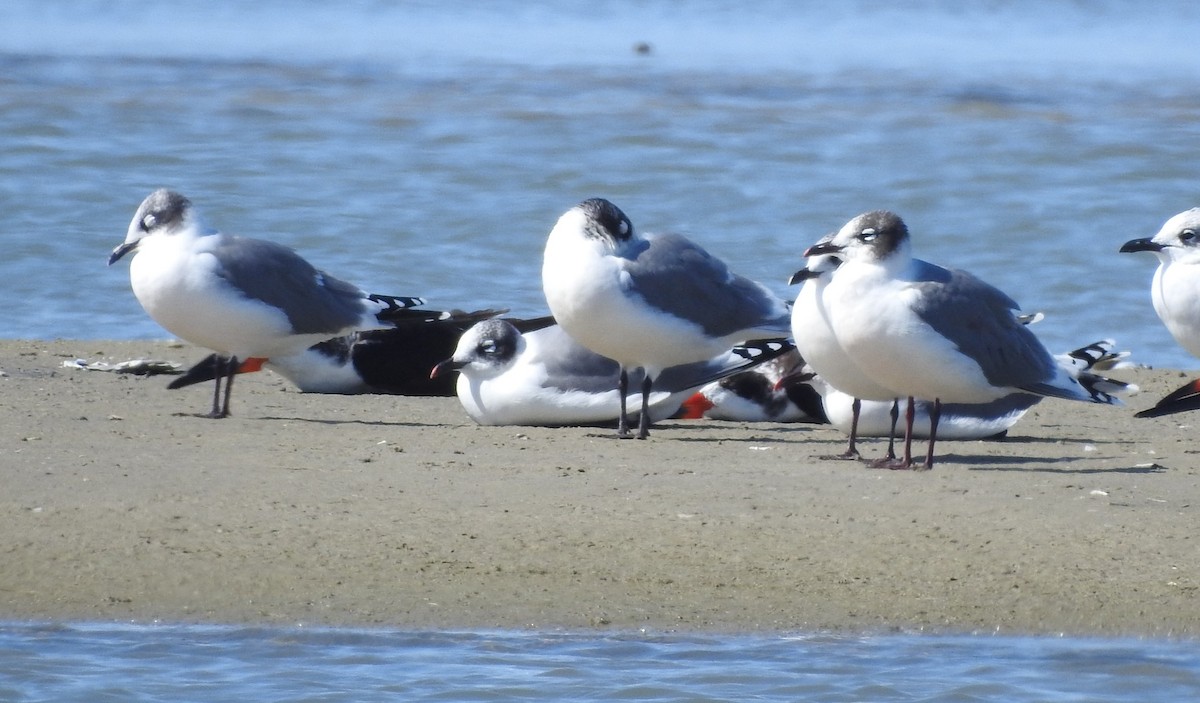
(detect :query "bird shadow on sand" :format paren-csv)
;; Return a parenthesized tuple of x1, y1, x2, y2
(671, 434, 812, 445)
(923, 431, 1131, 447)
(582, 423, 828, 444)
(947, 452, 1169, 474)
(253, 415, 443, 428)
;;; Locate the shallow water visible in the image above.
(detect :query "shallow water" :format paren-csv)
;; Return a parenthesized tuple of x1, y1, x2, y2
(1, 1, 1199, 369)
(3, 622, 1199, 702)
(3, 3, 1199, 696)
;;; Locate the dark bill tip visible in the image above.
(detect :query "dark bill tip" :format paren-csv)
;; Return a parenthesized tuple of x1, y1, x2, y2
(1119, 237, 1164, 254)
(108, 240, 138, 265)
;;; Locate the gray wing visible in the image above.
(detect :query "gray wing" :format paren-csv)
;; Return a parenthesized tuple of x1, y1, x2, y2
(911, 261, 1057, 388)
(621, 233, 790, 338)
(211, 235, 370, 335)
(937, 392, 1040, 421)
(530, 325, 628, 394)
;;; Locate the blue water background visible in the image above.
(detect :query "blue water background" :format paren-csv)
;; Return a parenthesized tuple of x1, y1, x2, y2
(1, 1, 1199, 368)
(3, 623, 1199, 702)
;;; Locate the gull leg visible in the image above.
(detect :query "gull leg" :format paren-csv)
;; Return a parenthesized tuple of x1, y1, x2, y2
(205, 355, 237, 419)
(636, 375, 653, 439)
(616, 369, 633, 439)
(884, 398, 899, 461)
(922, 399, 942, 470)
(823, 398, 862, 460)
(218, 355, 237, 418)
(204, 356, 229, 419)
(871, 397, 916, 469)
(901, 396, 915, 467)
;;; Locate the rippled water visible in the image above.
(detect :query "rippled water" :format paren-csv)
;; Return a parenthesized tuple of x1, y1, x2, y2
(2, 1, 1199, 368)
(3, 3, 1200, 697)
(2, 623, 1198, 702)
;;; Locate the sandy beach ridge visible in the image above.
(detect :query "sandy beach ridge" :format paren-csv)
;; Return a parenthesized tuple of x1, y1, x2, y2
(2, 339, 1196, 637)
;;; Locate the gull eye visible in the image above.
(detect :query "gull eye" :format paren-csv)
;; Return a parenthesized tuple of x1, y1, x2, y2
(140, 214, 157, 232)
(1181, 229, 1197, 243)
(618, 217, 630, 236)
(479, 339, 498, 355)
(858, 227, 878, 242)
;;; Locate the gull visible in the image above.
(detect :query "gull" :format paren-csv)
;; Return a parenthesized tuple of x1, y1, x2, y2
(815, 339, 1135, 439)
(168, 308, 516, 396)
(108, 188, 422, 417)
(541, 197, 791, 438)
(679, 338, 1133, 439)
(430, 317, 792, 427)
(1121, 208, 1200, 418)
(1120, 208, 1200, 358)
(789, 244, 902, 462)
(806, 210, 1121, 469)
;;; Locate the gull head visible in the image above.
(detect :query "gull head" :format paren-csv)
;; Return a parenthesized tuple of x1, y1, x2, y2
(108, 189, 195, 265)
(789, 233, 842, 285)
(430, 318, 522, 380)
(810, 210, 911, 266)
(549, 197, 636, 254)
(1120, 208, 1200, 266)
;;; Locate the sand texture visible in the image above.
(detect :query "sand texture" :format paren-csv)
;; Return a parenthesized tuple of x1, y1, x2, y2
(2, 340, 1197, 637)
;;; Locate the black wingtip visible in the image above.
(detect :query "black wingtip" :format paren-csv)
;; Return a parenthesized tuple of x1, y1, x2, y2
(369, 293, 425, 311)
(168, 354, 222, 389)
(1134, 378, 1200, 418)
(730, 337, 795, 362)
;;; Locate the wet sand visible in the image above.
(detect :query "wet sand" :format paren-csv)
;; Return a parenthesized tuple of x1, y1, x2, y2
(2, 339, 1197, 636)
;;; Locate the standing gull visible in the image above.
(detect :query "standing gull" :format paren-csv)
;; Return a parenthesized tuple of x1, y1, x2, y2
(678, 339, 1134, 438)
(1121, 208, 1200, 417)
(807, 210, 1121, 468)
(789, 244, 901, 462)
(109, 188, 422, 417)
(541, 198, 791, 438)
(812, 339, 1135, 440)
